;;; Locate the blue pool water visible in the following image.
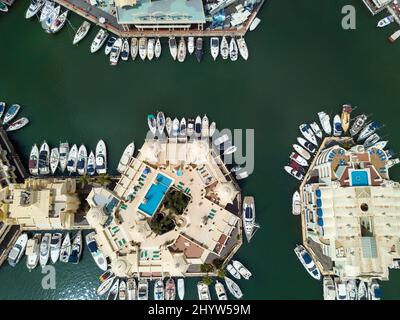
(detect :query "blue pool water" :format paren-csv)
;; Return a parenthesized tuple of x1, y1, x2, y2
(139, 173, 173, 217)
(351, 170, 369, 186)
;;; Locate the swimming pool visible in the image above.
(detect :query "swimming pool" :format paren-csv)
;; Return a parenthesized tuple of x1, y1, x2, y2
(139, 173, 173, 217)
(350, 170, 369, 187)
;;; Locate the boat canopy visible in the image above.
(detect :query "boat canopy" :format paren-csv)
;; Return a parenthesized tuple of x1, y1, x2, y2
(316, 198, 322, 208)
(315, 189, 321, 198)
(303, 252, 312, 264)
(317, 208, 323, 217)
(317, 217, 324, 227)
(88, 240, 98, 253)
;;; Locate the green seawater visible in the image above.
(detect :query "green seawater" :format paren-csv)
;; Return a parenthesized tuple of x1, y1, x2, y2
(1, 0, 400, 300)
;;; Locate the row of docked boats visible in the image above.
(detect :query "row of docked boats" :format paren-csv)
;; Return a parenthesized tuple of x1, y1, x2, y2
(28, 140, 107, 176)
(0, 102, 30, 132)
(323, 276, 381, 300)
(197, 275, 244, 300)
(8, 231, 106, 270)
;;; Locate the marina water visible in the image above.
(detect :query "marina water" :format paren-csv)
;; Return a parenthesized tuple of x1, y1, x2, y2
(1, 0, 400, 299)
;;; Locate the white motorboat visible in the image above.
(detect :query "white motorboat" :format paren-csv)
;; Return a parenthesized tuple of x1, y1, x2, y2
(77, 144, 88, 175)
(59, 232, 71, 263)
(386, 158, 400, 169)
(195, 37, 203, 62)
(119, 280, 127, 300)
(39, 0, 54, 22)
(220, 36, 229, 60)
(155, 38, 162, 59)
(358, 121, 381, 142)
(156, 111, 165, 135)
(6, 117, 30, 132)
(323, 276, 336, 300)
(172, 118, 179, 137)
(232, 260, 252, 280)
(363, 133, 380, 149)
(45, 5, 60, 30)
(201, 114, 209, 138)
(223, 145, 237, 155)
(50, 233, 62, 264)
(165, 278, 176, 300)
(104, 36, 116, 55)
(59, 141, 69, 173)
(90, 29, 108, 53)
(290, 152, 308, 167)
(237, 37, 249, 60)
(73, 21, 91, 45)
(369, 280, 382, 300)
(341, 104, 353, 133)
(109, 38, 123, 66)
(317, 111, 331, 135)
(294, 244, 321, 280)
(226, 263, 241, 279)
(284, 165, 304, 181)
(210, 37, 219, 60)
(39, 233, 51, 267)
(377, 15, 394, 28)
(224, 277, 243, 299)
(310, 122, 323, 139)
(86, 231, 108, 271)
(68, 231, 82, 264)
(186, 118, 194, 138)
(147, 38, 155, 61)
(137, 279, 149, 300)
(335, 281, 348, 300)
(3, 103, 21, 124)
(67, 144, 78, 174)
(372, 140, 388, 149)
(25, 0, 45, 19)
(95, 139, 107, 175)
(347, 279, 358, 300)
(87, 151, 95, 176)
(154, 280, 164, 300)
(177, 37, 186, 63)
(197, 281, 211, 300)
(39, 141, 50, 175)
(99, 270, 114, 283)
(194, 116, 201, 138)
(107, 278, 119, 300)
(333, 114, 342, 136)
(179, 118, 187, 137)
(127, 278, 137, 300)
(50, 147, 59, 174)
(297, 137, 316, 154)
(121, 39, 130, 61)
(229, 37, 238, 61)
(29, 144, 39, 175)
(165, 117, 172, 137)
(177, 278, 185, 300)
(26, 234, 41, 271)
(209, 122, 216, 137)
(249, 17, 261, 31)
(97, 276, 116, 296)
(168, 37, 177, 60)
(357, 281, 368, 300)
(215, 280, 228, 300)
(117, 142, 135, 173)
(214, 134, 229, 146)
(293, 144, 311, 160)
(147, 114, 157, 135)
(243, 196, 256, 242)
(8, 233, 28, 267)
(131, 38, 138, 60)
(299, 124, 318, 146)
(188, 36, 194, 54)
(292, 191, 301, 215)
(350, 114, 368, 137)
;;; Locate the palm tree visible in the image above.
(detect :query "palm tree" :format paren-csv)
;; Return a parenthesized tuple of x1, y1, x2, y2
(79, 174, 90, 188)
(96, 174, 111, 186)
(202, 276, 213, 286)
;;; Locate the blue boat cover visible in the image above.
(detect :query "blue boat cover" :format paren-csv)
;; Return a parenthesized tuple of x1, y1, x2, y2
(317, 217, 324, 226)
(316, 199, 322, 207)
(315, 189, 321, 198)
(303, 252, 312, 264)
(317, 208, 323, 217)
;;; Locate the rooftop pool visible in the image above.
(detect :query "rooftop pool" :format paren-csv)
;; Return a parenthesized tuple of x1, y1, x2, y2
(139, 173, 173, 217)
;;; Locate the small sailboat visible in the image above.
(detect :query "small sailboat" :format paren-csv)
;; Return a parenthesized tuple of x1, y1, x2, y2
(50, 233, 62, 264)
(157, 111, 165, 135)
(294, 244, 321, 280)
(97, 276, 115, 296)
(172, 118, 179, 137)
(73, 21, 91, 45)
(194, 116, 201, 138)
(229, 37, 238, 61)
(3, 104, 21, 124)
(333, 114, 342, 136)
(165, 117, 172, 137)
(237, 37, 249, 60)
(107, 278, 119, 300)
(299, 124, 318, 146)
(90, 29, 108, 53)
(224, 277, 243, 299)
(29, 144, 39, 175)
(177, 278, 185, 300)
(39, 233, 51, 267)
(154, 280, 164, 300)
(350, 114, 368, 137)
(87, 151, 95, 176)
(67, 144, 78, 174)
(59, 232, 71, 263)
(147, 114, 157, 135)
(310, 122, 323, 139)
(104, 36, 116, 55)
(195, 37, 203, 62)
(25, 0, 45, 19)
(177, 37, 186, 62)
(45, 5, 60, 30)
(121, 38, 130, 61)
(109, 38, 123, 66)
(39, 141, 50, 175)
(179, 118, 187, 137)
(290, 152, 308, 167)
(377, 15, 394, 28)
(131, 38, 138, 60)
(220, 36, 229, 60)
(188, 37, 195, 54)
(165, 278, 176, 300)
(155, 38, 162, 59)
(226, 263, 241, 279)
(26, 234, 41, 271)
(197, 282, 211, 300)
(8, 233, 28, 267)
(117, 142, 135, 173)
(201, 115, 209, 138)
(317, 111, 331, 135)
(293, 144, 311, 160)
(50, 147, 59, 174)
(169, 37, 177, 60)
(284, 165, 304, 181)
(341, 104, 353, 133)
(86, 231, 108, 271)
(292, 191, 301, 215)
(68, 231, 82, 264)
(297, 137, 316, 154)
(119, 280, 127, 300)
(210, 37, 219, 60)
(249, 17, 261, 31)
(6, 117, 29, 132)
(137, 279, 149, 300)
(215, 280, 228, 300)
(49, 10, 68, 34)
(127, 278, 137, 300)
(59, 142, 69, 173)
(232, 260, 252, 280)
(95, 140, 107, 175)
(77, 144, 88, 175)
(39, 0, 54, 22)
(147, 38, 155, 61)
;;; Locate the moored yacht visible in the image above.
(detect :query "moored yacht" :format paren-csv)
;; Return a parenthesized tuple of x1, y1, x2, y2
(68, 231, 82, 264)
(177, 37, 186, 63)
(118, 280, 127, 300)
(147, 38, 155, 61)
(227, 263, 241, 279)
(335, 280, 348, 300)
(25, 0, 45, 19)
(26, 234, 41, 271)
(86, 231, 107, 271)
(310, 122, 323, 139)
(87, 151, 95, 176)
(95, 139, 107, 175)
(67, 144, 78, 174)
(232, 260, 252, 280)
(104, 36, 116, 55)
(73, 21, 91, 45)
(59, 232, 71, 263)
(3, 103, 21, 124)
(210, 37, 219, 60)
(284, 165, 304, 181)
(341, 104, 353, 133)
(389, 29, 400, 43)
(39, 141, 50, 175)
(242, 196, 256, 242)
(299, 124, 318, 146)
(333, 114, 342, 136)
(49, 10, 68, 34)
(347, 279, 358, 300)
(76, 144, 88, 175)
(317, 111, 331, 135)
(169, 37, 177, 60)
(350, 114, 368, 137)
(50, 147, 59, 174)
(165, 278, 176, 300)
(165, 117, 172, 137)
(154, 279, 164, 300)
(224, 277, 243, 299)
(229, 37, 238, 61)
(109, 38, 123, 66)
(8, 233, 28, 267)
(177, 278, 185, 300)
(377, 15, 394, 27)
(297, 137, 316, 154)
(138, 279, 149, 300)
(369, 279, 382, 300)
(117, 142, 135, 173)
(220, 36, 229, 60)
(293, 144, 311, 160)
(290, 152, 308, 167)
(121, 38, 130, 61)
(39, 233, 51, 267)
(90, 29, 108, 53)
(139, 37, 147, 60)
(201, 114, 209, 138)
(155, 38, 162, 59)
(323, 276, 336, 300)
(29, 144, 39, 175)
(188, 37, 194, 54)
(156, 111, 165, 135)
(127, 278, 137, 300)
(358, 121, 381, 142)
(147, 114, 157, 135)
(39, 0, 54, 22)
(195, 37, 203, 62)
(197, 281, 211, 300)
(294, 244, 321, 280)
(131, 38, 138, 60)
(215, 280, 228, 300)
(292, 191, 301, 215)
(49, 233, 62, 264)
(357, 280, 368, 300)
(237, 37, 248, 60)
